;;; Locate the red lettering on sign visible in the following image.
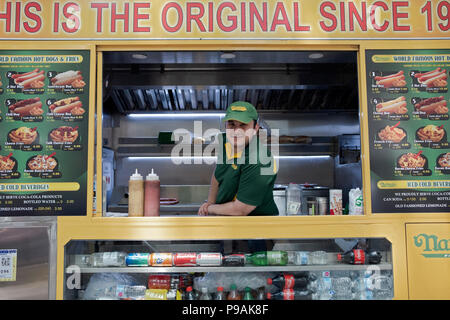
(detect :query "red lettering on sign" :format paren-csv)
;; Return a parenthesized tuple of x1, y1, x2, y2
(217, 2, 237, 32)
(111, 3, 129, 33)
(62, 2, 80, 33)
(187, 2, 206, 32)
(249, 2, 267, 32)
(133, 3, 150, 32)
(392, 1, 410, 31)
(14, 1, 21, 32)
(0, 2, 12, 33)
(370, 2, 389, 32)
(24, 2, 42, 33)
(90, 2, 108, 33)
(349, 2, 367, 31)
(241, 2, 246, 31)
(319, 1, 337, 32)
(293, 2, 310, 32)
(270, 2, 291, 32)
(161, 2, 183, 32)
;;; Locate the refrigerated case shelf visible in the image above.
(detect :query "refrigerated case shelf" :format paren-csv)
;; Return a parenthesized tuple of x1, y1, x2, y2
(67, 263, 392, 274)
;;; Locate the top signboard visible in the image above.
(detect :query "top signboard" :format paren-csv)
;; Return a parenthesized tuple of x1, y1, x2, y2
(0, 0, 449, 41)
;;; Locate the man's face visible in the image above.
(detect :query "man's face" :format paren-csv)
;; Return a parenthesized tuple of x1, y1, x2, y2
(225, 120, 259, 149)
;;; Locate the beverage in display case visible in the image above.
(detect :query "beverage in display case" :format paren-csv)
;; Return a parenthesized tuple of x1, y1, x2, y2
(63, 238, 394, 300)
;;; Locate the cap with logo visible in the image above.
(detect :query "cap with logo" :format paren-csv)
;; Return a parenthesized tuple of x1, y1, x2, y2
(224, 101, 258, 124)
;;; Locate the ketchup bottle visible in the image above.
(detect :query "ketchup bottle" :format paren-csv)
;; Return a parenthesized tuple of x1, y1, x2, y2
(144, 168, 160, 216)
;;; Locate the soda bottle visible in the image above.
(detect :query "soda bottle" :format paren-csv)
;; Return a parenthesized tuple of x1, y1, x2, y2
(91, 252, 127, 267)
(185, 286, 197, 300)
(267, 273, 316, 290)
(222, 254, 246, 266)
(256, 287, 266, 300)
(214, 286, 225, 300)
(267, 289, 314, 300)
(246, 251, 288, 266)
(337, 249, 382, 265)
(227, 284, 241, 300)
(243, 287, 254, 300)
(199, 287, 212, 300)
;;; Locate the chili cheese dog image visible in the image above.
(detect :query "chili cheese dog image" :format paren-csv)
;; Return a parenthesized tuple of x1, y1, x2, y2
(376, 96, 407, 114)
(49, 97, 85, 115)
(13, 68, 45, 89)
(50, 70, 85, 88)
(414, 96, 448, 114)
(375, 71, 406, 88)
(8, 97, 44, 116)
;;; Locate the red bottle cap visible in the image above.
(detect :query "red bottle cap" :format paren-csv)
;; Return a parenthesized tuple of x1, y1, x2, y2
(267, 278, 273, 285)
(267, 293, 272, 300)
(217, 286, 224, 292)
(186, 286, 193, 292)
(337, 254, 342, 261)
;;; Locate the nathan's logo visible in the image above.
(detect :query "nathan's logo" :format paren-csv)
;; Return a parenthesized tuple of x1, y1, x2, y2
(413, 233, 450, 258)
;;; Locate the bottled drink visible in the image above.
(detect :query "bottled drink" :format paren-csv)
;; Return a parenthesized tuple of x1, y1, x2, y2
(243, 287, 254, 300)
(267, 289, 314, 300)
(256, 287, 266, 300)
(185, 286, 197, 300)
(227, 284, 241, 300)
(91, 252, 127, 267)
(144, 169, 160, 216)
(286, 183, 301, 215)
(104, 285, 146, 300)
(267, 273, 316, 290)
(337, 249, 382, 264)
(214, 286, 225, 300)
(222, 254, 246, 266)
(246, 251, 288, 266)
(196, 253, 222, 266)
(199, 287, 212, 300)
(148, 275, 172, 290)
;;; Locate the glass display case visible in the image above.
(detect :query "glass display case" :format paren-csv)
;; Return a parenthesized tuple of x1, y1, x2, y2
(63, 237, 393, 300)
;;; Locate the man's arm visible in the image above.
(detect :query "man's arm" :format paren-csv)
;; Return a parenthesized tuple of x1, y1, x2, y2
(198, 172, 219, 215)
(207, 199, 256, 216)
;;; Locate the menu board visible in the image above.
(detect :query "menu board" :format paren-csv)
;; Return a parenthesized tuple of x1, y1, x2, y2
(0, 50, 90, 216)
(366, 49, 450, 213)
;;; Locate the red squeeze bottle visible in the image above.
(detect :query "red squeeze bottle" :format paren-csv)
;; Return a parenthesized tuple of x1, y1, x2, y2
(144, 168, 160, 216)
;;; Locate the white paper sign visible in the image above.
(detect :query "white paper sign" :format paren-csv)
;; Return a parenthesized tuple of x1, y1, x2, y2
(0, 249, 17, 282)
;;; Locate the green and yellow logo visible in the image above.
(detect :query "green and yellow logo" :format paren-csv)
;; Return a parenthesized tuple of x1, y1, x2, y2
(414, 233, 450, 258)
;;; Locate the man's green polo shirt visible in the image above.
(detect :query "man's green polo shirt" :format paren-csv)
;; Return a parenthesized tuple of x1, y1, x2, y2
(214, 133, 278, 216)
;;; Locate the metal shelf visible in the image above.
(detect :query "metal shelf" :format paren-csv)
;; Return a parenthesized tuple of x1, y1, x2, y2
(67, 263, 392, 274)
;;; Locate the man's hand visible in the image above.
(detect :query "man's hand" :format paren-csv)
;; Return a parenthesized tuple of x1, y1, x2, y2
(198, 202, 211, 216)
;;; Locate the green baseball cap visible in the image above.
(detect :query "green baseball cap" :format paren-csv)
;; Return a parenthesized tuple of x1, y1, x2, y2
(224, 101, 258, 124)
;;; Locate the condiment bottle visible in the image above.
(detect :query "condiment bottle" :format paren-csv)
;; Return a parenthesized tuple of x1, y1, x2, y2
(128, 169, 144, 216)
(144, 168, 160, 216)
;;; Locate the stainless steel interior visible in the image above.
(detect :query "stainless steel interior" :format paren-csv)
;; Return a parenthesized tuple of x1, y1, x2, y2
(101, 51, 361, 215)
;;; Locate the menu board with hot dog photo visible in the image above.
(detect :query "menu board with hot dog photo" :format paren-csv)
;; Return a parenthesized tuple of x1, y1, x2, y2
(0, 50, 91, 217)
(366, 49, 450, 214)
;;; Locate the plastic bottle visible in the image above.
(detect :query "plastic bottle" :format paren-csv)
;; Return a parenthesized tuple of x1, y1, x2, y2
(243, 287, 254, 300)
(214, 286, 225, 300)
(128, 169, 144, 216)
(267, 273, 316, 290)
(286, 183, 302, 215)
(337, 249, 382, 265)
(105, 285, 147, 300)
(256, 287, 266, 300)
(185, 286, 197, 300)
(267, 289, 314, 300)
(199, 287, 212, 300)
(246, 251, 288, 266)
(227, 284, 241, 300)
(90, 252, 127, 267)
(144, 168, 160, 216)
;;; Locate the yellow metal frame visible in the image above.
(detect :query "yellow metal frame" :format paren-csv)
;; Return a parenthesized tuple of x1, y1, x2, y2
(3, 39, 448, 300)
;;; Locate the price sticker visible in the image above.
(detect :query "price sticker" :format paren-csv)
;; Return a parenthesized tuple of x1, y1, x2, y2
(0, 249, 17, 282)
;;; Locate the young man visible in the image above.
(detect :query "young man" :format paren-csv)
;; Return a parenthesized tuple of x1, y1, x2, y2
(198, 101, 278, 216)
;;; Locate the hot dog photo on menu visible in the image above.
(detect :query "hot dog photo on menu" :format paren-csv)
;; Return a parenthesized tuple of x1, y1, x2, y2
(49, 97, 85, 115)
(375, 96, 408, 114)
(374, 70, 406, 88)
(10, 68, 45, 89)
(414, 96, 448, 115)
(49, 70, 85, 88)
(414, 68, 448, 88)
(8, 97, 44, 117)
